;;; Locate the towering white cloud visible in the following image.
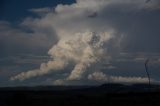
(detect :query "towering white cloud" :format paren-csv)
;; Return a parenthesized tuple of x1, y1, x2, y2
(11, 31, 114, 81)
(10, 0, 160, 84)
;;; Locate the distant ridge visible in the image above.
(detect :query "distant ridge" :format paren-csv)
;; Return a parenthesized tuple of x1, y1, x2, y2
(0, 83, 160, 93)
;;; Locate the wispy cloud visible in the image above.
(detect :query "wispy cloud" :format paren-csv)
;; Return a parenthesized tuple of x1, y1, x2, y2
(88, 71, 154, 83)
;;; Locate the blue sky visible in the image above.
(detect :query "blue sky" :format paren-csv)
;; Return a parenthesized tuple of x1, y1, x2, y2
(0, 0, 75, 22)
(0, 0, 160, 86)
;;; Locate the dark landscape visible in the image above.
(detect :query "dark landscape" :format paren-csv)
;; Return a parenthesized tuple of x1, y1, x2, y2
(1, 83, 160, 106)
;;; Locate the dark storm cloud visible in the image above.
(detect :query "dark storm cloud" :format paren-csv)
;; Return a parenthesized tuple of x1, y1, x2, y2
(1, 0, 160, 86)
(0, 21, 58, 57)
(94, 1, 160, 53)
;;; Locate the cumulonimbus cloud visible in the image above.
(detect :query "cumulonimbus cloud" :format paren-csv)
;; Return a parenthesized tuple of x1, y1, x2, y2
(10, 0, 160, 84)
(11, 31, 114, 81)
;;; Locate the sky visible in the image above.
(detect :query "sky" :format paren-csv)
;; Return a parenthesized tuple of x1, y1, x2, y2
(0, 0, 160, 87)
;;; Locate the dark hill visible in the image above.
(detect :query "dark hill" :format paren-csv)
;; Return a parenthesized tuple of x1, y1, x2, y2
(0, 83, 160, 106)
